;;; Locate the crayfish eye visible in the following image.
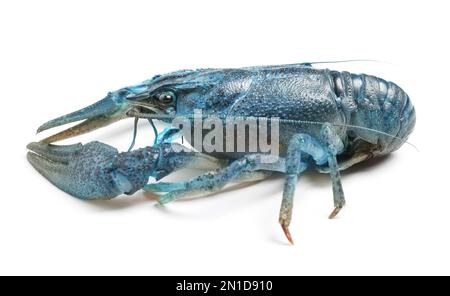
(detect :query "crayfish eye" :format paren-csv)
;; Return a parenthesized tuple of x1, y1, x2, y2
(157, 91, 175, 104)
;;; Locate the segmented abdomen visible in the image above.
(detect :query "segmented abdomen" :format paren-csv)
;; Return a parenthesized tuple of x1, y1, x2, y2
(330, 71, 416, 155)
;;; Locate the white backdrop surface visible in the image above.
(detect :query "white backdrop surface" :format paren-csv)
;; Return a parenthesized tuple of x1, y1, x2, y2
(0, 0, 447, 275)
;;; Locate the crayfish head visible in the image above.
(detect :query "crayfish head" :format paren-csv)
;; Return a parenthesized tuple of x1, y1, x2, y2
(35, 67, 249, 143)
(35, 77, 179, 143)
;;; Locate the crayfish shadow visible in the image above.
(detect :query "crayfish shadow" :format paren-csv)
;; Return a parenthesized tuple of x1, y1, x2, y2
(280, 154, 393, 188)
(340, 154, 393, 176)
(88, 191, 160, 210)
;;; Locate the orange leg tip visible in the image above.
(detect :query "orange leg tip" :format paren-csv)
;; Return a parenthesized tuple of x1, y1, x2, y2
(281, 224, 294, 245)
(328, 207, 342, 219)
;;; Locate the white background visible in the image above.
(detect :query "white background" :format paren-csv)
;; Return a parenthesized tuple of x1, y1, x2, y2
(0, 0, 448, 276)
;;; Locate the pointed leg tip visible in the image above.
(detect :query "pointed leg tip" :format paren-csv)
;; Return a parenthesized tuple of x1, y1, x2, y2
(328, 206, 342, 219)
(281, 224, 294, 245)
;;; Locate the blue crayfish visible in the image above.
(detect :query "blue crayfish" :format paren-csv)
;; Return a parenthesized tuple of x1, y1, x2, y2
(27, 63, 416, 244)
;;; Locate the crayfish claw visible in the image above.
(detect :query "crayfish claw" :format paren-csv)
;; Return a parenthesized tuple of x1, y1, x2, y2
(27, 141, 121, 200)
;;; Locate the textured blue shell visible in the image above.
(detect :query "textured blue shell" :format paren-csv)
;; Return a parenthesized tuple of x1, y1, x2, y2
(141, 64, 416, 166)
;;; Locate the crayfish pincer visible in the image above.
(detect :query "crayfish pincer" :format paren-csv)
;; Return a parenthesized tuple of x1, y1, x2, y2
(27, 62, 416, 244)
